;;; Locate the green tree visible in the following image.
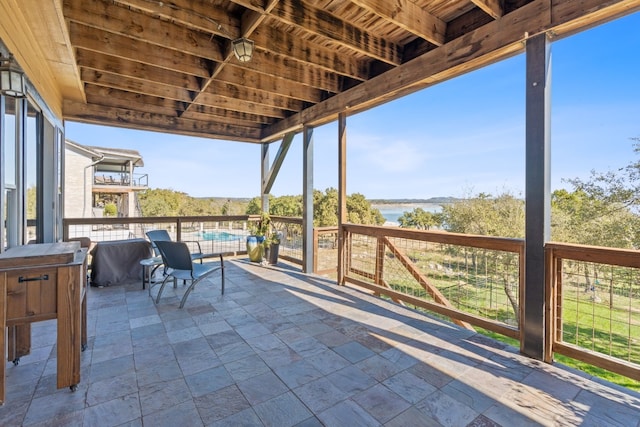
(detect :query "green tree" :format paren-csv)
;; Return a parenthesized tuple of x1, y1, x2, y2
(245, 189, 384, 227)
(103, 203, 117, 217)
(138, 188, 218, 217)
(441, 192, 525, 238)
(398, 207, 443, 230)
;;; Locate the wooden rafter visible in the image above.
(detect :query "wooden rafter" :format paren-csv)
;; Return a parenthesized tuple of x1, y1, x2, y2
(349, 0, 447, 46)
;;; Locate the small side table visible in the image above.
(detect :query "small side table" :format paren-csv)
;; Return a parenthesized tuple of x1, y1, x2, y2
(140, 256, 163, 292)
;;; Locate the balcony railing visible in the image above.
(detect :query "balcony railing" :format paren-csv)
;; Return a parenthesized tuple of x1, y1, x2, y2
(93, 173, 149, 187)
(61, 215, 640, 382)
(340, 224, 523, 339)
(545, 243, 640, 381)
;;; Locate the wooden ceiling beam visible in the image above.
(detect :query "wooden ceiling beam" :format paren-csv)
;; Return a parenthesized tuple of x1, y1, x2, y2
(80, 68, 196, 102)
(195, 93, 290, 118)
(349, 0, 446, 46)
(113, 0, 240, 39)
(185, 104, 275, 125)
(471, 0, 504, 20)
(63, 100, 263, 142)
(228, 0, 267, 14)
(83, 84, 185, 116)
(205, 80, 305, 112)
(215, 66, 324, 104)
(69, 22, 212, 78)
(233, 50, 341, 93)
(180, 110, 267, 129)
(64, 0, 225, 62)
(75, 49, 203, 92)
(251, 26, 369, 81)
(271, 0, 402, 65)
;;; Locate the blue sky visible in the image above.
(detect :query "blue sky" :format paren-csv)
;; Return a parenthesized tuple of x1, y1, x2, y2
(66, 12, 640, 200)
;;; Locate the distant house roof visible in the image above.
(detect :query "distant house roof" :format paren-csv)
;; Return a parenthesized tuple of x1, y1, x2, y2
(66, 140, 144, 171)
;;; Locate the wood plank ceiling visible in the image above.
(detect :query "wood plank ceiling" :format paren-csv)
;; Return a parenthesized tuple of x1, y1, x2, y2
(57, 0, 639, 143)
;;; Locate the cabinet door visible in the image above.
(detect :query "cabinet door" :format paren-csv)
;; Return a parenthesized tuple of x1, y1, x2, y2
(6, 267, 57, 322)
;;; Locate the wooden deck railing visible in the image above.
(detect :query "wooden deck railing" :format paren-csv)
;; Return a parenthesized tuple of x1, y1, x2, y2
(340, 224, 524, 339)
(545, 243, 640, 381)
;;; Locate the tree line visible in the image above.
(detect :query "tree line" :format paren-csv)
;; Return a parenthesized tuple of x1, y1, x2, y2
(138, 187, 385, 227)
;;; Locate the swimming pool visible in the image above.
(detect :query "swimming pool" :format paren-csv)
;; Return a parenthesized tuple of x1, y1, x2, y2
(201, 231, 243, 241)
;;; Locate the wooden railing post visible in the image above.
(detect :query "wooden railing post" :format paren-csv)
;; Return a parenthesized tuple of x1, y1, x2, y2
(313, 228, 319, 274)
(374, 236, 385, 293)
(176, 218, 182, 242)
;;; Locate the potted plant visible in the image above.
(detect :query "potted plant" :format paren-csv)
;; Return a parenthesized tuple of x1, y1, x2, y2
(266, 231, 281, 265)
(246, 212, 271, 262)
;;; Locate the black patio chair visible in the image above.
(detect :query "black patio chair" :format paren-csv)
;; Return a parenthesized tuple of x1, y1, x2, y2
(153, 240, 224, 308)
(146, 229, 205, 263)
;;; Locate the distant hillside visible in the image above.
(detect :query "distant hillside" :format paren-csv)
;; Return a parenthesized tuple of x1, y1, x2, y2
(368, 197, 460, 204)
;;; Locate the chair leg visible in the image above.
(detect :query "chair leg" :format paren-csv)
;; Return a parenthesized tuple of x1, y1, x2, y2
(155, 276, 172, 304)
(179, 278, 201, 309)
(219, 254, 225, 295)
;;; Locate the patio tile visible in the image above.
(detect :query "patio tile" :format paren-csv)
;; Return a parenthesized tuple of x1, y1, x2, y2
(86, 371, 139, 406)
(209, 407, 263, 426)
(22, 384, 87, 425)
(237, 371, 289, 405)
(253, 391, 313, 427)
(383, 370, 437, 404)
(195, 384, 251, 424)
(352, 383, 411, 424)
(139, 377, 192, 416)
(185, 365, 235, 397)
(259, 346, 303, 369)
(326, 365, 377, 395)
(414, 389, 479, 427)
(357, 354, 403, 382)
(273, 359, 324, 388)
(385, 406, 439, 427)
(333, 341, 375, 363)
(293, 377, 349, 413)
(317, 399, 381, 427)
(306, 349, 350, 375)
(224, 353, 271, 382)
(82, 393, 141, 427)
(142, 400, 203, 427)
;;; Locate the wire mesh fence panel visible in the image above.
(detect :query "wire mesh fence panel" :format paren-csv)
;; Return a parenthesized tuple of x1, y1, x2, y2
(316, 228, 339, 274)
(344, 227, 522, 333)
(560, 260, 640, 363)
(272, 218, 303, 264)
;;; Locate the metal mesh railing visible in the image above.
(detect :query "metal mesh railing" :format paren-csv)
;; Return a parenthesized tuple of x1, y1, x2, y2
(343, 224, 523, 338)
(559, 260, 640, 362)
(547, 243, 640, 380)
(271, 216, 303, 266)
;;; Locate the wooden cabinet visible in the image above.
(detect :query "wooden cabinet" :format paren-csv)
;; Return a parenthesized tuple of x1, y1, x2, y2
(0, 242, 87, 404)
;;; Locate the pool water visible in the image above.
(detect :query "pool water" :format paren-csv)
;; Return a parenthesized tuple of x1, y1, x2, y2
(201, 231, 242, 241)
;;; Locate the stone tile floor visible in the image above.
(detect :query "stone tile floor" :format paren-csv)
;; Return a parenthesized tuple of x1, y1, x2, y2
(1, 259, 639, 426)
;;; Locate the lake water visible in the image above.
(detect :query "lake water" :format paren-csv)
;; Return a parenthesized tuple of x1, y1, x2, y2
(373, 203, 442, 224)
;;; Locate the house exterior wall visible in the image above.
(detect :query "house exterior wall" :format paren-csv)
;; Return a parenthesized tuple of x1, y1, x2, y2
(64, 148, 93, 218)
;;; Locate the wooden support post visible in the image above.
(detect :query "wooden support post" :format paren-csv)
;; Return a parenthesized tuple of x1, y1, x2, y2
(337, 113, 347, 285)
(523, 32, 551, 360)
(261, 143, 270, 212)
(302, 126, 314, 273)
